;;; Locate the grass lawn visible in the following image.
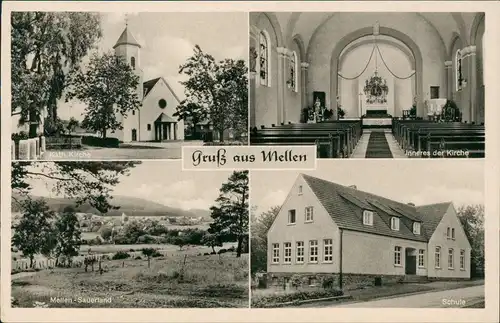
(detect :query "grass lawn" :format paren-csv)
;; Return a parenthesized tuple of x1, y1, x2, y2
(12, 253, 249, 308)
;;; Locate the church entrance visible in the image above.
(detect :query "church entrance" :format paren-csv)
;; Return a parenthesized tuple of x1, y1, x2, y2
(131, 129, 137, 141)
(154, 113, 178, 142)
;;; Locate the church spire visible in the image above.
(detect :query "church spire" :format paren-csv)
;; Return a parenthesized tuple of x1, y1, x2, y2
(113, 15, 141, 49)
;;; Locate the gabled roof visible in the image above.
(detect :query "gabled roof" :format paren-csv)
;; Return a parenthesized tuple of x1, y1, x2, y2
(155, 112, 177, 123)
(142, 77, 182, 104)
(302, 174, 452, 242)
(113, 27, 141, 49)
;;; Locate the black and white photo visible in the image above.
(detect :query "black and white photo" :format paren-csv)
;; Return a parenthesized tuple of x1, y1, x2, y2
(11, 161, 249, 308)
(251, 160, 485, 308)
(10, 12, 249, 161)
(249, 12, 485, 159)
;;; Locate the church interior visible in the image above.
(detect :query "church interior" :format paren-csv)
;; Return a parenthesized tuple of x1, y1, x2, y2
(249, 12, 485, 158)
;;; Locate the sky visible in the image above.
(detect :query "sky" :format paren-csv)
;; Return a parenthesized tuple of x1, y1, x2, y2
(24, 162, 234, 211)
(251, 160, 485, 215)
(58, 12, 248, 121)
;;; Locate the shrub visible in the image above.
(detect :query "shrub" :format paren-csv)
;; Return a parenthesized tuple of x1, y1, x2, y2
(203, 252, 210, 256)
(321, 275, 336, 289)
(151, 250, 162, 258)
(252, 289, 344, 308)
(290, 274, 303, 289)
(129, 249, 135, 252)
(11, 131, 29, 142)
(135, 256, 142, 260)
(112, 251, 130, 260)
(218, 249, 227, 254)
(81, 136, 120, 148)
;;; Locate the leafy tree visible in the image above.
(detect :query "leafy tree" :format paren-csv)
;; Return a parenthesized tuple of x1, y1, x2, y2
(66, 52, 141, 139)
(251, 205, 280, 275)
(12, 161, 140, 214)
(99, 226, 113, 241)
(176, 45, 248, 142)
(458, 204, 485, 278)
(173, 101, 207, 139)
(208, 171, 249, 257)
(172, 235, 188, 251)
(11, 12, 102, 135)
(12, 199, 55, 268)
(141, 248, 156, 268)
(54, 206, 82, 266)
(201, 232, 223, 253)
(66, 117, 80, 135)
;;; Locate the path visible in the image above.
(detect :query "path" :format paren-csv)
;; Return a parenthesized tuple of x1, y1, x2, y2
(332, 285, 484, 308)
(351, 130, 407, 158)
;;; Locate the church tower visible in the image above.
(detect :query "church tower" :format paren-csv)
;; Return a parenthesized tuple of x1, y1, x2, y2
(112, 20, 143, 141)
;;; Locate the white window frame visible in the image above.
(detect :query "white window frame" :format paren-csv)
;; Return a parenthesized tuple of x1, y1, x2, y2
(391, 217, 400, 231)
(418, 249, 425, 268)
(447, 227, 451, 239)
(394, 246, 402, 266)
(448, 248, 454, 269)
(296, 241, 304, 263)
(435, 246, 441, 268)
(305, 206, 314, 223)
(272, 243, 280, 264)
(283, 242, 292, 264)
(259, 31, 271, 87)
(288, 209, 296, 225)
(323, 239, 333, 263)
(298, 185, 303, 195)
(460, 249, 465, 270)
(363, 210, 373, 226)
(413, 222, 421, 235)
(309, 240, 318, 263)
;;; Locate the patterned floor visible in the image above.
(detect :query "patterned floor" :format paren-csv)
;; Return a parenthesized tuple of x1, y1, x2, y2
(351, 130, 407, 159)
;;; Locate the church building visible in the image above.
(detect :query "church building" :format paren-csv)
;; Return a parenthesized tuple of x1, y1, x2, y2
(110, 25, 184, 143)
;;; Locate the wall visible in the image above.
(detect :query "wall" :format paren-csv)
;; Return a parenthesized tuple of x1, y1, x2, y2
(140, 78, 184, 141)
(474, 16, 485, 124)
(267, 174, 340, 274)
(307, 13, 445, 117)
(450, 37, 470, 122)
(253, 14, 280, 128)
(427, 205, 471, 279)
(339, 42, 413, 117)
(342, 230, 427, 276)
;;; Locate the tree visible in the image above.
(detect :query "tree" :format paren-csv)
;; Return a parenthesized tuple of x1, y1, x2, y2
(12, 199, 55, 268)
(66, 52, 141, 139)
(173, 101, 207, 139)
(66, 117, 80, 135)
(11, 12, 102, 136)
(458, 204, 485, 278)
(202, 232, 223, 253)
(208, 171, 249, 257)
(12, 161, 140, 214)
(54, 206, 82, 266)
(176, 45, 248, 142)
(251, 205, 280, 275)
(172, 235, 188, 251)
(99, 226, 113, 242)
(141, 248, 156, 268)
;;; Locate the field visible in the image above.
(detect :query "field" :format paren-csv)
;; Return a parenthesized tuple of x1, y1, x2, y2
(12, 252, 249, 308)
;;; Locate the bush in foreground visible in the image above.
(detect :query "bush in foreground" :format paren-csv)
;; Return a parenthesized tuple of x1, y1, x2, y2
(112, 251, 130, 260)
(252, 289, 344, 308)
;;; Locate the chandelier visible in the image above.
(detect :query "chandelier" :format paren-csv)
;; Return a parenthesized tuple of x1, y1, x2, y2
(363, 22, 389, 104)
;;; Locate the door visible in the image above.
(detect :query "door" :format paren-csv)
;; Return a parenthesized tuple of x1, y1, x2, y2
(405, 249, 417, 275)
(430, 86, 440, 99)
(131, 129, 137, 141)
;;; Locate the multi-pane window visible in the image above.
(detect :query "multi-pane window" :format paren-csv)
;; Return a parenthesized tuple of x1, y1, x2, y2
(309, 240, 318, 263)
(289, 51, 297, 92)
(363, 210, 373, 226)
(448, 248, 454, 269)
(296, 241, 304, 263)
(435, 246, 441, 268)
(305, 206, 314, 222)
(460, 249, 465, 270)
(272, 243, 280, 264)
(323, 239, 333, 262)
(418, 249, 425, 267)
(284, 242, 292, 264)
(259, 32, 269, 86)
(394, 246, 402, 265)
(413, 222, 421, 235)
(391, 217, 400, 231)
(288, 210, 296, 224)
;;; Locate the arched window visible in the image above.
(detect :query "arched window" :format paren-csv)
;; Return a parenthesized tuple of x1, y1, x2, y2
(288, 51, 298, 92)
(131, 57, 136, 70)
(259, 31, 270, 86)
(455, 49, 462, 91)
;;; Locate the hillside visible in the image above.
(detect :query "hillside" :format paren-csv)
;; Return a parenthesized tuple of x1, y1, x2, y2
(11, 194, 212, 220)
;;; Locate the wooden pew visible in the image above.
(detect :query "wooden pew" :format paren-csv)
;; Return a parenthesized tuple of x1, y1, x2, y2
(406, 126, 483, 151)
(426, 140, 485, 158)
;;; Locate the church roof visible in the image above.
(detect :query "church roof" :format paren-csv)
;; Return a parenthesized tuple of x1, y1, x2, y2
(301, 174, 452, 242)
(143, 77, 161, 97)
(113, 27, 141, 49)
(155, 112, 177, 123)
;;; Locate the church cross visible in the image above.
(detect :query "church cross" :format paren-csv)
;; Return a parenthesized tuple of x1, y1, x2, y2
(125, 13, 129, 27)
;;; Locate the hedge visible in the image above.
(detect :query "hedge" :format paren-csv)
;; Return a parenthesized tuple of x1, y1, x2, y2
(252, 289, 344, 308)
(81, 136, 120, 148)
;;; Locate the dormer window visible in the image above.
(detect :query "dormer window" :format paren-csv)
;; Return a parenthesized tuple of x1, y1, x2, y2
(413, 222, 421, 235)
(298, 185, 303, 195)
(391, 217, 400, 231)
(363, 210, 373, 226)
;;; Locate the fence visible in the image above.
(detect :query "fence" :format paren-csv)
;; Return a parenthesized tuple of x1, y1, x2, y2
(11, 136, 46, 161)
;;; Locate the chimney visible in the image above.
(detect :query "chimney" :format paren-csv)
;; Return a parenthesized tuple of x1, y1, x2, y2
(407, 202, 415, 206)
(348, 185, 357, 190)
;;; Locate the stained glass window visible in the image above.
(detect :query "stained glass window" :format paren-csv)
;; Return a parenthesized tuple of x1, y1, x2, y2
(259, 32, 269, 86)
(289, 51, 297, 92)
(455, 49, 462, 91)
